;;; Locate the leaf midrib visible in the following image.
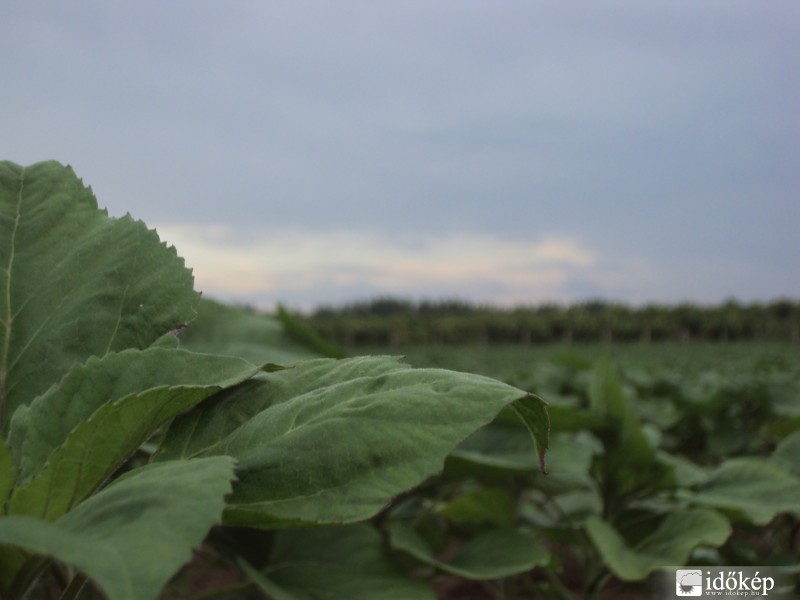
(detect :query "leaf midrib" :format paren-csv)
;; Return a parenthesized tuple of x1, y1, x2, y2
(0, 165, 24, 430)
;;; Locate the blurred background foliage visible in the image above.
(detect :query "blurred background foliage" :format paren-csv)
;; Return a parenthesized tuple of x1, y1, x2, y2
(301, 297, 800, 347)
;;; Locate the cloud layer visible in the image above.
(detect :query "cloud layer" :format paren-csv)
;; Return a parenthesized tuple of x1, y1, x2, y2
(1, 2, 798, 307)
(157, 225, 599, 309)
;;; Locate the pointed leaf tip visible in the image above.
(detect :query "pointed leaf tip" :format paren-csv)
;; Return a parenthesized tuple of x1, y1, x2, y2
(511, 394, 550, 475)
(538, 448, 548, 475)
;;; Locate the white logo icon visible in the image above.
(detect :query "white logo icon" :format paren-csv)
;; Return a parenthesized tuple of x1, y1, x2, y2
(676, 570, 703, 596)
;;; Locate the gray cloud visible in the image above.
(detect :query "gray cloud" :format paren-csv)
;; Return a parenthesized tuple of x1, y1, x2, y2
(1, 1, 798, 306)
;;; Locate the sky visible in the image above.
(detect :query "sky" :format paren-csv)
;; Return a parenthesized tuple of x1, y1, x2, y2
(2, 1, 798, 310)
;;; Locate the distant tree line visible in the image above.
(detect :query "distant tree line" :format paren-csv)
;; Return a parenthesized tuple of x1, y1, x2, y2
(302, 297, 800, 347)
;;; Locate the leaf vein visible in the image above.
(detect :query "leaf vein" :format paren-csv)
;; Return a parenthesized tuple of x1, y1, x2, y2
(0, 166, 25, 429)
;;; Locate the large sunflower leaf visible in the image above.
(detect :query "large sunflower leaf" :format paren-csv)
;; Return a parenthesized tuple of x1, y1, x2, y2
(7, 348, 259, 521)
(0, 161, 197, 431)
(0, 457, 235, 600)
(156, 356, 549, 527)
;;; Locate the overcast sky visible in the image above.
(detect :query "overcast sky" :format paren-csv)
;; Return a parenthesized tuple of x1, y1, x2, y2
(2, 2, 798, 310)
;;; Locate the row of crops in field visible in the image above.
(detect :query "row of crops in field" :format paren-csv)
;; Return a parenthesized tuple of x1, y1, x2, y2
(344, 341, 800, 598)
(161, 299, 800, 599)
(306, 297, 800, 346)
(156, 301, 800, 599)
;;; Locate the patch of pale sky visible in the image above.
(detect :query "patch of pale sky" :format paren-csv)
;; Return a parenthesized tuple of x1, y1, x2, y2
(156, 224, 598, 309)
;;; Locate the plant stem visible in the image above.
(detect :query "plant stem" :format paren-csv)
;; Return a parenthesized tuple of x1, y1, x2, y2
(542, 569, 581, 600)
(7, 556, 50, 600)
(58, 573, 88, 600)
(585, 569, 613, 600)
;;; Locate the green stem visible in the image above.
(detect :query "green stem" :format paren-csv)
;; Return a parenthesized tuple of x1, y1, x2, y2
(542, 569, 581, 600)
(58, 573, 88, 600)
(585, 569, 612, 600)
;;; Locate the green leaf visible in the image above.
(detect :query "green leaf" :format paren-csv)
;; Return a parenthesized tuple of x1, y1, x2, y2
(242, 524, 435, 600)
(588, 361, 672, 495)
(276, 303, 348, 359)
(530, 433, 601, 501)
(657, 451, 708, 487)
(389, 522, 550, 580)
(450, 411, 542, 472)
(546, 404, 610, 434)
(7, 348, 259, 521)
(585, 509, 731, 581)
(438, 488, 515, 528)
(0, 161, 197, 432)
(512, 394, 550, 473)
(0, 457, 235, 600)
(770, 430, 800, 478)
(588, 361, 649, 454)
(157, 356, 549, 527)
(179, 298, 321, 364)
(681, 457, 800, 525)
